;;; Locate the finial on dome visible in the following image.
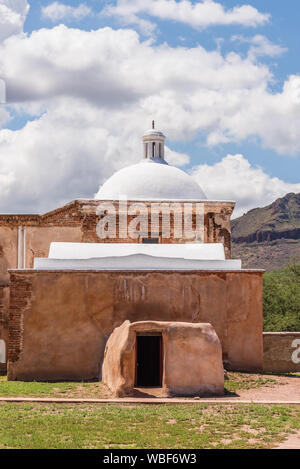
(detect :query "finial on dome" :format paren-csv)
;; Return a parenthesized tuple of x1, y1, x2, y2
(152, 120, 155, 129)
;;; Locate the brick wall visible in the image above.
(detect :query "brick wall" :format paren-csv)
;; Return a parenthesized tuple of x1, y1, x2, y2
(83, 200, 234, 258)
(8, 275, 32, 367)
(0, 285, 9, 374)
(263, 332, 300, 373)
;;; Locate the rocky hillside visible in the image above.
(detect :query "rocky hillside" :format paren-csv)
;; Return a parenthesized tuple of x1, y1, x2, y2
(231, 193, 300, 271)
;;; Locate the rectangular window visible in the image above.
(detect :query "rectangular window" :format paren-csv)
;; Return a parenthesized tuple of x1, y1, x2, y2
(142, 238, 159, 244)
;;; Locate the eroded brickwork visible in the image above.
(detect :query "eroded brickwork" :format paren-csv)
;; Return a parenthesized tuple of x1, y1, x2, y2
(0, 286, 8, 329)
(0, 285, 9, 374)
(8, 274, 32, 366)
(82, 200, 234, 254)
(206, 210, 232, 259)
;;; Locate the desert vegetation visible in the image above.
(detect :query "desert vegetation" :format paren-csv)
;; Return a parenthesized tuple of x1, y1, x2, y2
(263, 263, 300, 332)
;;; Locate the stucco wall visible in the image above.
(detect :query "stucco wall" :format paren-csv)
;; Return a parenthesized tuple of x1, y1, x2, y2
(0, 199, 235, 369)
(7, 269, 263, 381)
(102, 320, 224, 397)
(263, 332, 300, 373)
(25, 226, 83, 269)
(0, 226, 18, 283)
(0, 204, 85, 359)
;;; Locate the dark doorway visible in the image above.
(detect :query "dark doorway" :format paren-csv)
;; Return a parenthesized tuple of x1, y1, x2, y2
(135, 335, 163, 387)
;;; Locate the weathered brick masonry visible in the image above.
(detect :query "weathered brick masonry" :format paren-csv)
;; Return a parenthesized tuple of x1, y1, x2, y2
(8, 275, 32, 365)
(0, 199, 234, 265)
(0, 285, 9, 374)
(81, 200, 234, 255)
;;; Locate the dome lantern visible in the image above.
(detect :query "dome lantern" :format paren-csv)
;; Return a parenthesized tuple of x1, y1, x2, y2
(142, 121, 166, 161)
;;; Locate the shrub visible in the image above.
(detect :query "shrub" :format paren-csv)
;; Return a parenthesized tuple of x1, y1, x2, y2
(263, 262, 300, 331)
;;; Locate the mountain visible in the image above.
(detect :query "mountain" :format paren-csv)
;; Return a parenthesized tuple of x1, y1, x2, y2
(231, 193, 300, 271)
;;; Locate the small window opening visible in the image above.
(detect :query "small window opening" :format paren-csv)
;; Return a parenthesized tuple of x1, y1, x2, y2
(142, 238, 159, 244)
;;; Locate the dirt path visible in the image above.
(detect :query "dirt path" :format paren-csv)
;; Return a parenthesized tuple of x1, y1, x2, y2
(275, 430, 300, 449)
(235, 374, 300, 402)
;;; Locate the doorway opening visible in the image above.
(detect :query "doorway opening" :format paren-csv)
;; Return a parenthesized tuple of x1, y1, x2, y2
(135, 334, 163, 387)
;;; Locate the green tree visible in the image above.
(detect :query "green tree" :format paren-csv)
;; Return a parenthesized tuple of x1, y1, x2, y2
(263, 263, 300, 331)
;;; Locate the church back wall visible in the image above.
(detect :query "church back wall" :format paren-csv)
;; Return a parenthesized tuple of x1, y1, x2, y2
(0, 199, 234, 367)
(7, 269, 263, 381)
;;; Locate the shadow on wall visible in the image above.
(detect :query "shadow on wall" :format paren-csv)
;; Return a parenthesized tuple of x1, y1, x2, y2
(0, 340, 6, 364)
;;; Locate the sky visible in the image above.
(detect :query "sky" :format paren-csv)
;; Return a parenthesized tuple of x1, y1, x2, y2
(0, 0, 300, 217)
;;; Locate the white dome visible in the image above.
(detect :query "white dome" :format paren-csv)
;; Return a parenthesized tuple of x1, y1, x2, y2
(95, 160, 207, 201)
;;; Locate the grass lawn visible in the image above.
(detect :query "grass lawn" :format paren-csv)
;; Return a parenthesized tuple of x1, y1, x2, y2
(0, 403, 299, 449)
(224, 372, 277, 394)
(0, 372, 280, 398)
(0, 376, 112, 398)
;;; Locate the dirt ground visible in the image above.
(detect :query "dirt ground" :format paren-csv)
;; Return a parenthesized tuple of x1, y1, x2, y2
(0, 372, 299, 402)
(234, 374, 300, 402)
(275, 431, 300, 449)
(134, 373, 300, 401)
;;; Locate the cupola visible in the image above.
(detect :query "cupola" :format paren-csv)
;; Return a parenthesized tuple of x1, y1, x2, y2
(142, 121, 166, 162)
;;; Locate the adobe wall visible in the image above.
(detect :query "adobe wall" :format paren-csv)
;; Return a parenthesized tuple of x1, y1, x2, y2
(7, 269, 263, 381)
(0, 199, 235, 367)
(263, 332, 300, 373)
(102, 320, 224, 397)
(0, 206, 84, 364)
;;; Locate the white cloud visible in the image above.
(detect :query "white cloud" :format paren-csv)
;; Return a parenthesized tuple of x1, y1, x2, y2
(0, 95, 189, 213)
(0, 25, 271, 119)
(0, 78, 6, 103)
(0, 27, 273, 138)
(103, 0, 270, 35)
(42, 2, 92, 22)
(0, 0, 29, 42)
(0, 107, 10, 127)
(165, 147, 190, 166)
(216, 74, 300, 154)
(232, 34, 287, 60)
(0, 25, 299, 213)
(191, 154, 300, 217)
